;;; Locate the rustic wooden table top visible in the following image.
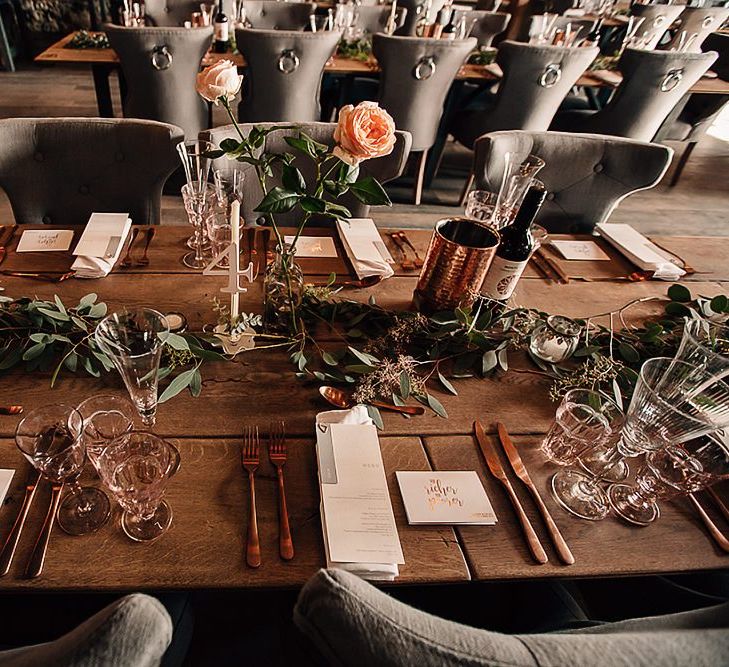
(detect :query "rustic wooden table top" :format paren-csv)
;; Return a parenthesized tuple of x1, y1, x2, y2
(0, 225, 727, 591)
(34, 31, 729, 94)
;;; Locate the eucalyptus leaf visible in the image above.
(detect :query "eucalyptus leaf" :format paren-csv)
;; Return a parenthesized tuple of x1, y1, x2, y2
(159, 366, 199, 404)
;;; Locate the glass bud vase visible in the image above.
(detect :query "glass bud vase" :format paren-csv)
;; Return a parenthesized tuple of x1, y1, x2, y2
(264, 243, 304, 334)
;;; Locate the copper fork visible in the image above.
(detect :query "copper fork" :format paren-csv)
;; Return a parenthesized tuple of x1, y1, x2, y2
(269, 421, 294, 561)
(242, 426, 261, 568)
(120, 228, 140, 269)
(395, 232, 424, 268)
(387, 233, 415, 271)
(137, 228, 156, 267)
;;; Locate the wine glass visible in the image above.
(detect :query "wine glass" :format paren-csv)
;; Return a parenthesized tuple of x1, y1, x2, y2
(15, 404, 110, 535)
(177, 140, 214, 269)
(493, 154, 545, 229)
(77, 395, 136, 473)
(97, 432, 180, 542)
(94, 308, 170, 427)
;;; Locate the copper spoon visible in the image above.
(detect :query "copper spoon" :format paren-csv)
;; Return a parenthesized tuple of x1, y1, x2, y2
(0, 406, 23, 415)
(319, 386, 425, 416)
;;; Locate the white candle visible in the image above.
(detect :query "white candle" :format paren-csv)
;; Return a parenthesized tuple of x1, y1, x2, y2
(230, 199, 241, 322)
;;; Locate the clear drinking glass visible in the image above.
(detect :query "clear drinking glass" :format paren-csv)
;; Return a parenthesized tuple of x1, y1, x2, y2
(674, 318, 729, 379)
(493, 154, 545, 229)
(15, 404, 111, 535)
(77, 395, 136, 473)
(464, 190, 497, 225)
(94, 308, 170, 428)
(97, 432, 180, 542)
(177, 140, 214, 269)
(529, 315, 582, 364)
(609, 431, 729, 526)
(182, 183, 216, 252)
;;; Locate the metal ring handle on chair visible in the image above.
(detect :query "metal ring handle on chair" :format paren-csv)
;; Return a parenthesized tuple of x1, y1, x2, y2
(661, 68, 683, 92)
(277, 49, 300, 74)
(413, 56, 436, 81)
(702, 16, 714, 28)
(151, 45, 173, 70)
(653, 15, 666, 28)
(539, 63, 562, 88)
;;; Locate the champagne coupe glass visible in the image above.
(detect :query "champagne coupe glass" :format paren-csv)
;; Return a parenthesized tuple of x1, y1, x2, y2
(177, 140, 214, 269)
(97, 432, 180, 542)
(16, 404, 111, 535)
(94, 308, 170, 428)
(609, 431, 729, 526)
(77, 395, 136, 473)
(544, 390, 626, 521)
(493, 154, 545, 228)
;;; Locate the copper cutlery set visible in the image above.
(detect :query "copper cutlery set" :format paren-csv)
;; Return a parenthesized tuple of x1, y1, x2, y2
(388, 231, 424, 271)
(475, 420, 575, 566)
(242, 421, 294, 568)
(121, 227, 155, 268)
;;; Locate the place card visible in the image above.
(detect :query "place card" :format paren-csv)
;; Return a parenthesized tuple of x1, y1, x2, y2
(396, 471, 497, 525)
(16, 229, 74, 252)
(551, 240, 610, 262)
(0, 469, 14, 507)
(283, 235, 337, 258)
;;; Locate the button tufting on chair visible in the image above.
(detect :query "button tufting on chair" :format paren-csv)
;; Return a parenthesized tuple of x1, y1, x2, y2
(79, 185, 90, 194)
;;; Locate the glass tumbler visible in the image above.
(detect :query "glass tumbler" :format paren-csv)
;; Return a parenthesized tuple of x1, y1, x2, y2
(77, 394, 136, 473)
(464, 190, 497, 225)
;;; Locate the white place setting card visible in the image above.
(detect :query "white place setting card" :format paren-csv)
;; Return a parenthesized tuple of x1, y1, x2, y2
(396, 471, 497, 525)
(283, 235, 337, 258)
(16, 229, 74, 253)
(0, 469, 14, 506)
(551, 240, 611, 262)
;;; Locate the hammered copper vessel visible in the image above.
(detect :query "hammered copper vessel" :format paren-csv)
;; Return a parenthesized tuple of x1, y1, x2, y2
(413, 218, 500, 313)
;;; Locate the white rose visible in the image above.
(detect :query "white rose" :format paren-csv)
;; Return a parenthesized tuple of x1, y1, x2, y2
(196, 60, 243, 105)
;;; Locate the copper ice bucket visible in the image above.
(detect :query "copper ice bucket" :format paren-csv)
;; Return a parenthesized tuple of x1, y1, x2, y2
(413, 218, 500, 313)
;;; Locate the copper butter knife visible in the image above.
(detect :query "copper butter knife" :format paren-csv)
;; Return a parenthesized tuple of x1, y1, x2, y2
(497, 422, 574, 565)
(0, 470, 42, 576)
(474, 421, 548, 564)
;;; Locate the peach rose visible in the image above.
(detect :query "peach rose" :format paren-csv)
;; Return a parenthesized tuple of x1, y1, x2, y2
(196, 60, 243, 105)
(333, 102, 396, 166)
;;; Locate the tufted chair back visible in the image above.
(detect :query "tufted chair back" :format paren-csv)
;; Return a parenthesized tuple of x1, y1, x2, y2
(472, 130, 672, 233)
(663, 7, 729, 53)
(557, 48, 718, 142)
(0, 118, 183, 226)
(629, 5, 685, 50)
(453, 42, 598, 150)
(201, 122, 412, 226)
(241, 1, 313, 30)
(144, 0, 235, 26)
(396, 0, 447, 36)
(372, 34, 476, 152)
(458, 10, 510, 48)
(106, 25, 212, 139)
(236, 28, 341, 123)
(352, 6, 408, 35)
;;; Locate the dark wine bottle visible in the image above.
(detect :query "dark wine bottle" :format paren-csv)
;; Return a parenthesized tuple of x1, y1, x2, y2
(479, 185, 546, 303)
(582, 18, 603, 48)
(441, 8, 459, 39)
(213, 0, 229, 53)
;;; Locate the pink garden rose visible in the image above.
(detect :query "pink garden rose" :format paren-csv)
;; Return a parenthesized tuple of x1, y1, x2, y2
(333, 102, 396, 166)
(196, 60, 243, 105)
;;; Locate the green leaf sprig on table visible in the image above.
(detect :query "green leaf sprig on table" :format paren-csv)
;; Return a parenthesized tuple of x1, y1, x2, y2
(336, 37, 373, 61)
(66, 30, 110, 49)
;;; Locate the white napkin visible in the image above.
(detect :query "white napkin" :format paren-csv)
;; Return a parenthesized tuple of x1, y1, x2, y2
(596, 223, 686, 281)
(335, 218, 395, 281)
(315, 406, 400, 581)
(71, 213, 132, 279)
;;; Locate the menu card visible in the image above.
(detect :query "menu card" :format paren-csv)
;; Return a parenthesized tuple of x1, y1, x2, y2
(551, 240, 610, 262)
(316, 407, 404, 580)
(16, 229, 74, 252)
(396, 471, 497, 525)
(0, 469, 14, 507)
(283, 235, 337, 258)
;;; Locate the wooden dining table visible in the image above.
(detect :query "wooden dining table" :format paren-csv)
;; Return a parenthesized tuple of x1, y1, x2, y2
(34, 31, 729, 118)
(0, 224, 727, 592)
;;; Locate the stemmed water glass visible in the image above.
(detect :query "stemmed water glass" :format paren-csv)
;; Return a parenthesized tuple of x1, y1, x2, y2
(96, 432, 180, 542)
(177, 140, 214, 269)
(94, 308, 170, 428)
(15, 404, 111, 535)
(77, 395, 136, 473)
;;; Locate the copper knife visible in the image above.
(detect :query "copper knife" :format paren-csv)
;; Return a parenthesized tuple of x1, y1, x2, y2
(474, 420, 548, 564)
(26, 482, 63, 579)
(497, 422, 574, 565)
(0, 470, 42, 576)
(0, 225, 17, 266)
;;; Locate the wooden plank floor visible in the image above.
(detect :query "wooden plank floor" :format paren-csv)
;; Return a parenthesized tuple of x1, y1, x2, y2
(1, 64, 728, 237)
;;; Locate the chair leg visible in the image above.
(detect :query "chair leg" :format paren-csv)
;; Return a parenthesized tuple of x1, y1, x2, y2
(670, 141, 697, 187)
(413, 150, 428, 206)
(459, 172, 475, 208)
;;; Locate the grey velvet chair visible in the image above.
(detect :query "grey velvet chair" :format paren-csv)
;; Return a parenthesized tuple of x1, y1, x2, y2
(629, 4, 684, 50)
(352, 6, 407, 35)
(663, 7, 729, 52)
(106, 25, 212, 138)
(551, 48, 718, 142)
(0, 118, 183, 226)
(396, 0, 447, 36)
(470, 130, 672, 233)
(235, 28, 341, 123)
(144, 0, 235, 26)
(0, 594, 172, 666)
(451, 41, 598, 203)
(459, 10, 510, 48)
(201, 122, 412, 226)
(241, 0, 313, 30)
(372, 33, 476, 204)
(295, 569, 729, 667)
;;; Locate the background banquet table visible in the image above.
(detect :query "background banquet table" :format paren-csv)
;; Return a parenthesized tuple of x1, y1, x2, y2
(0, 226, 727, 591)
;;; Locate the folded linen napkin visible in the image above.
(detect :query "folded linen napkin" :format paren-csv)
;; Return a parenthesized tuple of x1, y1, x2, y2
(71, 213, 132, 279)
(336, 218, 395, 281)
(315, 406, 400, 581)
